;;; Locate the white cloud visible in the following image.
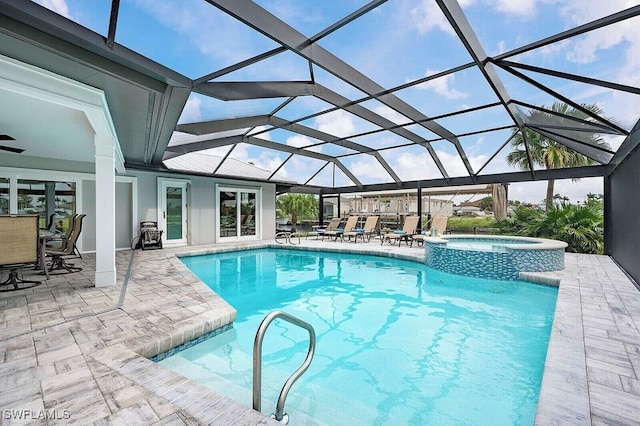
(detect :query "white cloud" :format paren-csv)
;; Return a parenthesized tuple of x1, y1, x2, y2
(179, 96, 203, 124)
(496, 40, 507, 55)
(35, 0, 70, 17)
(345, 156, 392, 182)
(314, 110, 356, 138)
(493, 0, 538, 17)
(131, 0, 274, 65)
(409, 0, 540, 36)
(226, 143, 287, 176)
(413, 70, 469, 100)
(507, 177, 604, 204)
(554, 0, 640, 130)
(394, 151, 441, 180)
(249, 126, 273, 141)
(373, 105, 411, 125)
(410, 0, 456, 36)
(562, 1, 640, 65)
(287, 135, 323, 153)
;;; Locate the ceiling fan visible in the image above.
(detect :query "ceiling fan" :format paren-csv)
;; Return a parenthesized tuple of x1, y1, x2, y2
(0, 134, 24, 153)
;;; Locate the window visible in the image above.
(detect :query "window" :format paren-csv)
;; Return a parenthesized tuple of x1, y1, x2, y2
(220, 191, 237, 237)
(17, 179, 76, 232)
(0, 178, 8, 214)
(217, 186, 260, 240)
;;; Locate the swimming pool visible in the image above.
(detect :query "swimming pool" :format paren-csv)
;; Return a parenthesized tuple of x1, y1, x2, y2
(159, 248, 558, 425)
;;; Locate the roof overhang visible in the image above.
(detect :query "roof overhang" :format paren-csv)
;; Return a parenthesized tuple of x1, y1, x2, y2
(0, 1, 191, 167)
(0, 53, 124, 172)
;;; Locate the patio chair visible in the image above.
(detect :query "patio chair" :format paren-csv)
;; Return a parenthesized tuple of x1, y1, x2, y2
(306, 217, 341, 240)
(45, 214, 76, 251)
(411, 216, 449, 247)
(383, 216, 420, 246)
(323, 216, 359, 242)
(344, 215, 379, 243)
(0, 214, 42, 292)
(45, 213, 86, 274)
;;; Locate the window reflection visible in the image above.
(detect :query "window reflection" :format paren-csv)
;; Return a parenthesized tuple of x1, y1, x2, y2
(219, 189, 259, 239)
(17, 179, 76, 232)
(0, 178, 8, 214)
(166, 187, 183, 240)
(220, 191, 237, 237)
(240, 192, 256, 236)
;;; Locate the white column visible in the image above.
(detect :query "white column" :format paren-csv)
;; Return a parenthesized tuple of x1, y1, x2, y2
(94, 134, 116, 287)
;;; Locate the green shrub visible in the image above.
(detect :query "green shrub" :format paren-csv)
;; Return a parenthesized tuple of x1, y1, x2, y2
(493, 202, 603, 254)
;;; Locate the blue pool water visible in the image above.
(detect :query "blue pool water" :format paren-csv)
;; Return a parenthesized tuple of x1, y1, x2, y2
(445, 237, 535, 252)
(160, 249, 558, 425)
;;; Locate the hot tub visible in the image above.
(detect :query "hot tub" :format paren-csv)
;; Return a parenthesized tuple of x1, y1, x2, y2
(423, 235, 567, 280)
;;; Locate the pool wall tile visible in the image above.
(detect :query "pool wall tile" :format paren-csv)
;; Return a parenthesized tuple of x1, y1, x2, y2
(424, 240, 565, 280)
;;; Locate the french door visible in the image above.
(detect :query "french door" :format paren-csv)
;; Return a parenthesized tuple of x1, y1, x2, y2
(158, 178, 188, 246)
(217, 185, 260, 241)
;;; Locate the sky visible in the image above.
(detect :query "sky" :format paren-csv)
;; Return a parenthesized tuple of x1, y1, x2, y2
(34, 0, 640, 204)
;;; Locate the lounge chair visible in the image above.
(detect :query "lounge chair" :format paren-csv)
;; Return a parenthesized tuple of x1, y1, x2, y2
(306, 218, 341, 240)
(323, 216, 359, 242)
(411, 216, 449, 247)
(241, 214, 255, 235)
(382, 216, 420, 246)
(45, 213, 86, 274)
(344, 215, 379, 243)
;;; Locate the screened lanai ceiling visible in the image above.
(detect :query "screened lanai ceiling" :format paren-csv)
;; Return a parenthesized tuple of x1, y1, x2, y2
(4, 1, 640, 194)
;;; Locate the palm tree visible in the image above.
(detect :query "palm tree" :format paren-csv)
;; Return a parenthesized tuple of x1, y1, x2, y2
(276, 193, 318, 232)
(506, 101, 611, 209)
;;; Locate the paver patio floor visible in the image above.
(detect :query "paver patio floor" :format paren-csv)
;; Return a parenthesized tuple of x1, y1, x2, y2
(1, 238, 639, 425)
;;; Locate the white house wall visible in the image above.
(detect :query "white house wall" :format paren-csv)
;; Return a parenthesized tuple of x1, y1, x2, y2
(2, 162, 278, 251)
(126, 170, 277, 244)
(82, 179, 96, 251)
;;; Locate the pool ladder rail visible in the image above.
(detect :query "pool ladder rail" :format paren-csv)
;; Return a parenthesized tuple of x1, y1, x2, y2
(275, 231, 301, 245)
(253, 310, 316, 424)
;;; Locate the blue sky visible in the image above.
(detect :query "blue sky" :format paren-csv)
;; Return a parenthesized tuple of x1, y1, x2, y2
(36, 0, 640, 204)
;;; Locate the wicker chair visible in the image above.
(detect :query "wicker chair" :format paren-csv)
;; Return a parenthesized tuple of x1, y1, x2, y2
(0, 215, 42, 291)
(45, 213, 86, 274)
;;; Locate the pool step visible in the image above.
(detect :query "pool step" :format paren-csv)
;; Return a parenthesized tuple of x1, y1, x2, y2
(157, 332, 373, 425)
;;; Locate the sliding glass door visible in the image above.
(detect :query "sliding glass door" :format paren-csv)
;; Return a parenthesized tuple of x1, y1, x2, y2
(217, 186, 259, 241)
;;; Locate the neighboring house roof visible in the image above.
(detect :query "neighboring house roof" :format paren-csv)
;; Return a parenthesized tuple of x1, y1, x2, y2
(163, 151, 294, 184)
(460, 200, 484, 208)
(458, 206, 481, 211)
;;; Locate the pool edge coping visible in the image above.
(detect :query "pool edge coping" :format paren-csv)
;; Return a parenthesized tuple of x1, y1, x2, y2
(162, 243, 585, 425)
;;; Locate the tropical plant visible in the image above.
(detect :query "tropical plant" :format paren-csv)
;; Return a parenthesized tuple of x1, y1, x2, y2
(506, 101, 611, 209)
(534, 202, 604, 254)
(493, 201, 604, 254)
(276, 193, 318, 232)
(17, 194, 33, 210)
(478, 196, 493, 212)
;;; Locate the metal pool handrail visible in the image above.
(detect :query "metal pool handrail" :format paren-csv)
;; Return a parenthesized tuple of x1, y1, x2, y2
(275, 231, 301, 245)
(253, 310, 316, 424)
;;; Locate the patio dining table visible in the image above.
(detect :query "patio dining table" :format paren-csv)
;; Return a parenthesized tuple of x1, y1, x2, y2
(38, 229, 59, 279)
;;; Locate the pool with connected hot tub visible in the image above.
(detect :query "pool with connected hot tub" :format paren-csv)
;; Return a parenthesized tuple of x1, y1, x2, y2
(423, 234, 568, 280)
